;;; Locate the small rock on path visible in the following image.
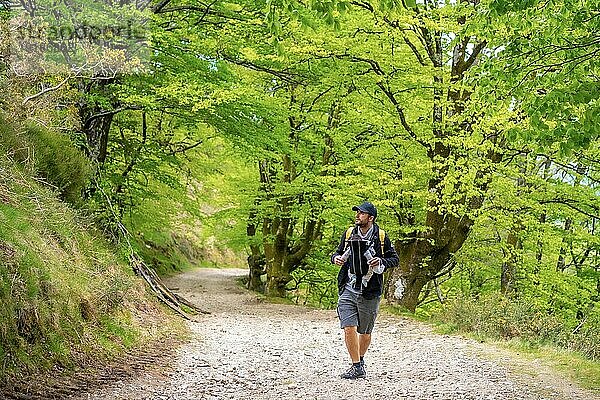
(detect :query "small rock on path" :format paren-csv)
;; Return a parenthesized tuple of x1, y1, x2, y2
(82, 268, 599, 400)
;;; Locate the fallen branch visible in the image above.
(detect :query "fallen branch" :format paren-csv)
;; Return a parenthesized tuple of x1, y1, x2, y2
(173, 292, 211, 315)
(130, 254, 211, 318)
(92, 176, 208, 319)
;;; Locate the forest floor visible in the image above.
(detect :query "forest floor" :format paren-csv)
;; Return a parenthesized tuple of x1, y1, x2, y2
(79, 268, 599, 400)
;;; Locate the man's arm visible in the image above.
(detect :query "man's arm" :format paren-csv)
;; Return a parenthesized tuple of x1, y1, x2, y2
(380, 234, 399, 270)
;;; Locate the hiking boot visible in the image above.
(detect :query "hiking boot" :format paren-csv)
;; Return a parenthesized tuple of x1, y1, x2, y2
(340, 364, 366, 379)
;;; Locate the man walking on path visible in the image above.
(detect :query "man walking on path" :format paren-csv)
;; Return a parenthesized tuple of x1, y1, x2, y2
(331, 202, 399, 379)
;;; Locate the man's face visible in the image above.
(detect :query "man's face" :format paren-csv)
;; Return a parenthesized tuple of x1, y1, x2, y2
(355, 211, 373, 227)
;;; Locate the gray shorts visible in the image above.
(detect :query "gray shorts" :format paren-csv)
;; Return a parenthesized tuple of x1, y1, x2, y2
(337, 290, 380, 334)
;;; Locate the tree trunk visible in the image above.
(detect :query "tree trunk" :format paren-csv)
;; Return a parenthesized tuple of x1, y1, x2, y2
(77, 78, 117, 165)
(266, 210, 290, 296)
(82, 109, 113, 164)
(501, 161, 527, 295)
(247, 253, 266, 291)
(264, 214, 322, 297)
(501, 229, 521, 295)
(374, 8, 496, 311)
(385, 209, 473, 311)
(266, 259, 290, 297)
(250, 95, 337, 298)
(556, 163, 587, 272)
(534, 211, 546, 285)
(556, 217, 572, 272)
(246, 207, 265, 291)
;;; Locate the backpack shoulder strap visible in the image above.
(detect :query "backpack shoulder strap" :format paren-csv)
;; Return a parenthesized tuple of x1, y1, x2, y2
(378, 228, 385, 255)
(343, 226, 354, 250)
(344, 226, 386, 254)
(345, 226, 354, 241)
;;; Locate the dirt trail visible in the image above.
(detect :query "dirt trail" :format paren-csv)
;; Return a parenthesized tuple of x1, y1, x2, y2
(82, 268, 599, 400)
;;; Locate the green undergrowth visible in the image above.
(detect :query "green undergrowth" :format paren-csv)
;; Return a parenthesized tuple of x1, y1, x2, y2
(125, 135, 251, 277)
(433, 294, 600, 361)
(382, 299, 600, 392)
(430, 322, 600, 392)
(124, 140, 248, 277)
(131, 225, 244, 276)
(0, 155, 182, 385)
(132, 229, 198, 276)
(500, 340, 600, 392)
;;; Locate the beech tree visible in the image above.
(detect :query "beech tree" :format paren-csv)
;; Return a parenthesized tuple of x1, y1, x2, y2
(297, 1, 502, 311)
(271, 0, 599, 312)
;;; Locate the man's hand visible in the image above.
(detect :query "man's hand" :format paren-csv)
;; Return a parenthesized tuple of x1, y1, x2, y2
(368, 257, 381, 268)
(334, 255, 345, 266)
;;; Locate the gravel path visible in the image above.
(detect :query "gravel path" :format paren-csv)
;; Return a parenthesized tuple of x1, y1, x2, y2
(82, 268, 599, 400)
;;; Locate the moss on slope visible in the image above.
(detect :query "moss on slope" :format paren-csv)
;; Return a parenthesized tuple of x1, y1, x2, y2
(0, 139, 182, 386)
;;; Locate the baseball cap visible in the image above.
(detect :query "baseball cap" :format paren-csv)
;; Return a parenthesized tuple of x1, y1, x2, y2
(352, 201, 377, 219)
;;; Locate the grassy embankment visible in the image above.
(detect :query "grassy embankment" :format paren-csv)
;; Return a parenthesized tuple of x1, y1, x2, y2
(0, 116, 185, 387)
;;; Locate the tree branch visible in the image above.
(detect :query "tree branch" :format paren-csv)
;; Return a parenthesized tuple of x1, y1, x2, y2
(539, 199, 600, 219)
(155, 2, 249, 22)
(376, 80, 432, 152)
(152, 0, 172, 13)
(169, 138, 205, 155)
(350, 0, 374, 12)
(82, 106, 141, 132)
(221, 54, 307, 85)
(403, 36, 427, 66)
(331, 53, 386, 75)
(22, 75, 72, 105)
(464, 40, 487, 71)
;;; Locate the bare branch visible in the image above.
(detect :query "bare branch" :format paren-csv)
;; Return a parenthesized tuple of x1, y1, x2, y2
(539, 199, 600, 219)
(83, 106, 141, 132)
(403, 36, 427, 66)
(376, 80, 432, 152)
(22, 75, 72, 105)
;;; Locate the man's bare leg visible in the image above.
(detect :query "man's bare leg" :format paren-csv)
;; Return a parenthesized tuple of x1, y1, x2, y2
(359, 333, 371, 358)
(343, 326, 360, 363)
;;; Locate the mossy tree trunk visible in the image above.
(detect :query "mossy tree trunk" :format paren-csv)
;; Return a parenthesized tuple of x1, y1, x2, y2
(376, 11, 502, 311)
(247, 94, 339, 297)
(76, 79, 119, 166)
